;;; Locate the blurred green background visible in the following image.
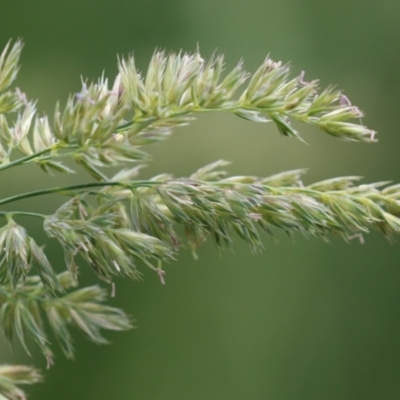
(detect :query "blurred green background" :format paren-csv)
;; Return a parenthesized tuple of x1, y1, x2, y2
(1, 1, 400, 399)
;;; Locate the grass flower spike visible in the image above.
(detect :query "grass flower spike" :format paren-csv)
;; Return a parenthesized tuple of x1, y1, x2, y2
(0, 39, 391, 399)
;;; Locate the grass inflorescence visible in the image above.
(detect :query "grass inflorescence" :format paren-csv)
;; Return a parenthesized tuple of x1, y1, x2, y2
(0, 39, 390, 398)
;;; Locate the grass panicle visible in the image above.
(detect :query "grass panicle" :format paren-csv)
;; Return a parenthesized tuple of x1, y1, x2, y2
(0, 39, 390, 398)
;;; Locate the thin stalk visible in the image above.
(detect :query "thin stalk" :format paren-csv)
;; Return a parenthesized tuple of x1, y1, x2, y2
(0, 147, 54, 172)
(115, 110, 192, 133)
(0, 211, 47, 219)
(79, 164, 109, 181)
(0, 143, 79, 173)
(0, 180, 161, 206)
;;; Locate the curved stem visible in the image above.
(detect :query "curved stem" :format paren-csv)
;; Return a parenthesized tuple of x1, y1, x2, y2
(0, 180, 161, 206)
(0, 147, 54, 172)
(0, 143, 79, 173)
(79, 163, 109, 181)
(0, 211, 47, 219)
(115, 110, 192, 133)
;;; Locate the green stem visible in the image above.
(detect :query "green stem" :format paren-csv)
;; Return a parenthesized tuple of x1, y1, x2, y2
(0, 180, 161, 206)
(0, 147, 54, 172)
(80, 164, 109, 181)
(115, 110, 191, 133)
(0, 143, 79, 173)
(0, 211, 47, 219)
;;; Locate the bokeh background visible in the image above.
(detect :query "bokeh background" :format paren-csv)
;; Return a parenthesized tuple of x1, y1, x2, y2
(1, 1, 400, 399)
